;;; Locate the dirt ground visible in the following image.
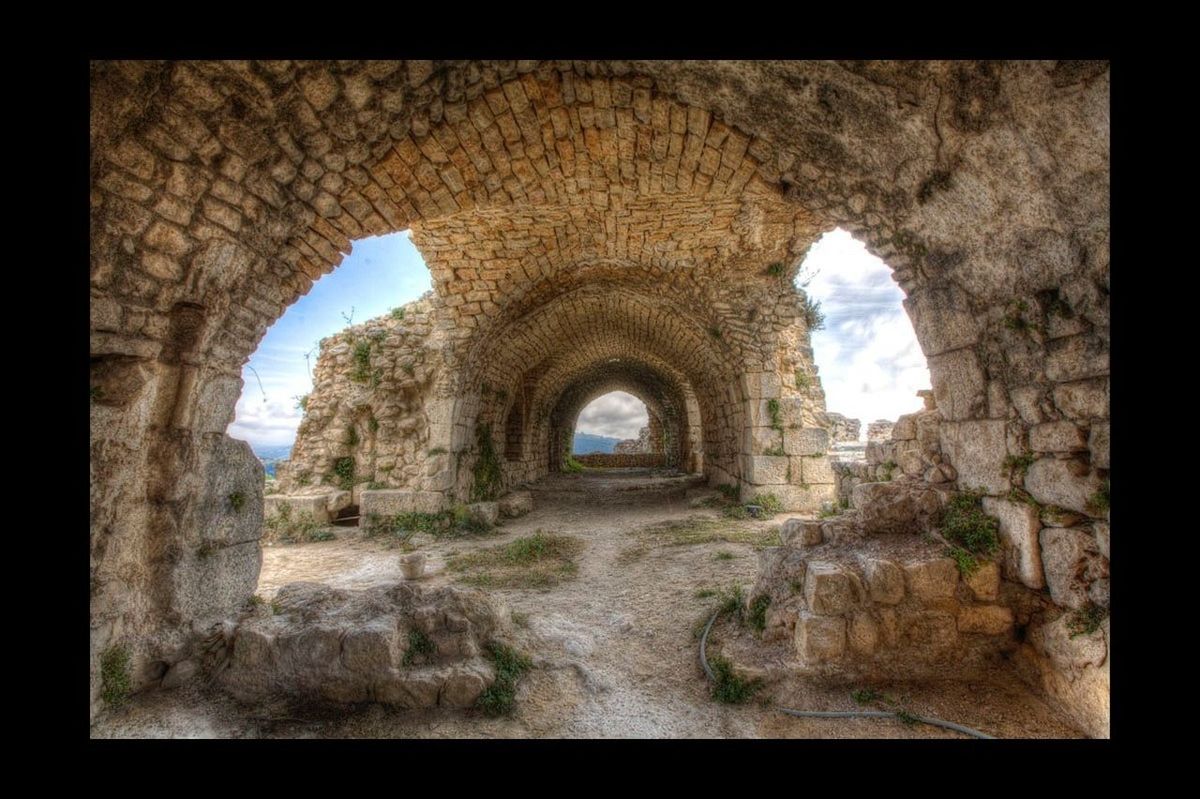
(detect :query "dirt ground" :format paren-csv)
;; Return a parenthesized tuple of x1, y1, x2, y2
(93, 469, 1086, 739)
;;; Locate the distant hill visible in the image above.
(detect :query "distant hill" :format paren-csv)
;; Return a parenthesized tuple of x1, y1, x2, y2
(573, 432, 620, 454)
(253, 444, 292, 478)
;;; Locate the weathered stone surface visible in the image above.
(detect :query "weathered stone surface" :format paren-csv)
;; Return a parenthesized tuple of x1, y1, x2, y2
(1030, 421, 1088, 453)
(848, 612, 879, 655)
(1024, 458, 1104, 515)
(865, 558, 906, 605)
(780, 518, 822, 548)
(1040, 527, 1107, 610)
(964, 560, 1001, 601)
(783, 427, 829, 456)
(939, 420, 1010, 494)
(957, 605, 1014, 635)
(769, 483, 837, 513)
(466, 501, 499, 526)
(795, 612, 845, 663)
(1089, 422, 1110, 469)
(798, 455, 835, 485)
(982, 496, 1045, 589)
(745, 455, 789, 485)
(903, 558, 959, 601)
(853, 481, 942, 535)
(803, 562, 857, 615)
(928, 349, 986, 421)
(361, 489, 449, 516)
(497, 491, 533, 518)
(217, 582, 504, 708)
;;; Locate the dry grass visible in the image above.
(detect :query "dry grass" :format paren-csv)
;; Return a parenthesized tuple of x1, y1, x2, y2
(447, 531, 584, 590)
(617, 515, 780, 563)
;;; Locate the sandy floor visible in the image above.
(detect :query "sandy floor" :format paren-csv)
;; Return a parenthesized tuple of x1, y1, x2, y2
(93, 470, 1085, 739)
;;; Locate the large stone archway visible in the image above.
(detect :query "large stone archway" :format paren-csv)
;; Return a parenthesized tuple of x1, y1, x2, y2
(90, 60, 1109, 733)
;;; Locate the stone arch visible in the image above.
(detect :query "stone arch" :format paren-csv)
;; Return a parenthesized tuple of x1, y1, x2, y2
(91, 60, 1109, 732)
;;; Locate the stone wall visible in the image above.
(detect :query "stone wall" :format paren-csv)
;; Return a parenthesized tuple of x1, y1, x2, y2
(613, 425, 652, 454)
(575, 453, 665, 468)
(824, 412, 861, 443)
(90, 60, 1109, 732)
(866, 419, 894, 442)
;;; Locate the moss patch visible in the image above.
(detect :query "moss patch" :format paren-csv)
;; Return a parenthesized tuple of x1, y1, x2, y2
(100, 645, 132, 708)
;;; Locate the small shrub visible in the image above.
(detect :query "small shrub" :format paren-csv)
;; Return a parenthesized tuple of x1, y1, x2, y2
(941, 490, 1000, 557)
(332, 456, 355, 490)
(766, 262, 785, 278)
(1067, 604, 1108, 638)
(562, 455, 586, 474)
(748, 594, 771, 632)
(717, 584, 746, 623)
(716, 484, 740, 502)
(248, 594, 267, 609)
(894, 709, 920, 726)
(1003, 300, 1034, 333)
(801, 293, 825, 331)
(390, 306, 406, 321)
(851, 688, 882, 705)
(752, 493, 783, 517)
(794, 369, 811, 389)
(351, 340, 373, 383)
(946, 545, 980, 577)
(403, 629, 437, 667)
(709, 655, 761, 704)
(767, 399, 783, 430)
(879, 460, 897, 481)
(1087, 482, 1110, 515)
(722, 503, 749, 520)
(695, 588, 717, 599)
(764, 444, 786, 457)
(1008, 487, 1041, 509)
(1002, 453, 1035, 480)
(476, 641, 532, 717)
(100, 645, 132, 707)
(294, 394, 309, 412)
(228, 491, 246, 513)
(714, 551, 735, 561)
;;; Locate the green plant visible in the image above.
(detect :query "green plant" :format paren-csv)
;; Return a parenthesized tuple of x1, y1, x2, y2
(895, 709, 920, 726)
(722, 503, 749, 520)
(351, 340, 373, 383)
(748, 594, 771, 632)
(428, 447, 447, 456)
(228, 491, 246, 513)
(716, 584, 746, 623)
(1002, 453, 1035, 480)
(879, 460, 897, 481)
(471, 424, 503, 501)
(476, 641, 533, 717)
(562, 455, 586, 474)
(368, 417, 379, 433)
(708, 326, 723, 340)
(789, 579, 804, 594)
(714, 551, 735, 561)
(263, 505, 329, 544)
(270, 600, 283, 615)
(345, 427, 360, 448)
(1088, 481, 1110, 515)
(941, 490, 1001, 558)
(1008, 487, 1041, 508)
(751, 493, 783, 517)
(764, 444, 786, 457)
(946, 545, 980, 577)
(100, 645, 132, 707)
(331, 456, 355, 490)
(1003, 300, 1034, 333)
(766, 399, 783, 431)
(716, 484, 740, 502)
(294, 394, 309, 412)
(794, 369, 811, 389)
(708, 654, 761, 704)
(403, 629, 437, 667)
(390, 306, 406, 321)
(695, 588, 717, 599)
(1067, 604, 1108, 639)
(801, 293, 825, 331)
(365, 481, 385, 490)
(766, 262, 785, 278)
(248, 594, 266, 609)
(851, 688, 882, 705)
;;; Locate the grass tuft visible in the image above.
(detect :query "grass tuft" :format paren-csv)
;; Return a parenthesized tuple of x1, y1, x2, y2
(100, 645, 132, 708)
(476, 641, 532, 717)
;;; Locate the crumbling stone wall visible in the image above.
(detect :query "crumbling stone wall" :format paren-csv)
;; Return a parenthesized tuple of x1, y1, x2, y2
(90, 60, 1109, 733)
(613, 425, 653, 455)
(867, 419, 895, 442)
(824, 412, 861, 443)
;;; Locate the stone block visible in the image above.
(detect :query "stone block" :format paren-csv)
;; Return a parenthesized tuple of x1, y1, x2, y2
(929, 349, 986, 421)
(853, 481, 941, 535)
(902, 610, 958, 649)
(892, 414, 918, 441)
(745, 455, 789, 485)
(865, 558, 905, 605)
(957, 605, 1014, 635)
(741, 371, 781, 399)
(982, 496, 1044, 589)
(783, 426, 828, 456)
(1030, 421, 1088, 453)
(361, 490, 449, 516)
(1040, 527, 1106, 610)
(1089, 422, 1110, 469)
(440, 665, 491, 707)
(768, 483, 837, 513)
(745, 426, 783, 454)
(1045, 334, 1108, 382)
(938, 419, 1010, 494)
(1024, 458, 1104, 515)
(780, 518, 822, 548)
(848, 612, 879, 655)
(498, 491, 533, 518)
(904, 284, 980, 357)
(265, 494, 332, 524)
(804, 562, 858, 615)
(794, 612, 846, 663)
(799, 455, 835, 485)
(903, 558, 959, 601)
(1052, 378, 1108, 421)
(466, 502, 499, 526)
(963, 560, 1000, 601)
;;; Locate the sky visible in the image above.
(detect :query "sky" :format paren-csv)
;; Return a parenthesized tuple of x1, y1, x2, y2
(227, 227, 929, 450)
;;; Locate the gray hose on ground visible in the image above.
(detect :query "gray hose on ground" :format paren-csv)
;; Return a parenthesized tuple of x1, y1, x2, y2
(699, 610, 996, 740)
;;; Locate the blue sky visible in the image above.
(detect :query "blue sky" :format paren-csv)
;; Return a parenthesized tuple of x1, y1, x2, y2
(227, 228, 929, 449)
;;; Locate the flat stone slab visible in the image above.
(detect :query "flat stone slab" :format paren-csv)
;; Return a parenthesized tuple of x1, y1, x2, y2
(360, 489, 449, 516)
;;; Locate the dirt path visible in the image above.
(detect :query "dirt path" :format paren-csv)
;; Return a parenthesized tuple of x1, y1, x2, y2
(93, 471, 1085, 739)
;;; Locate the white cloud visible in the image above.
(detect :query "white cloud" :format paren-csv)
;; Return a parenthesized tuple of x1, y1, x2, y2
(576, 391, 649, 440)
(801, 229, 931, 437)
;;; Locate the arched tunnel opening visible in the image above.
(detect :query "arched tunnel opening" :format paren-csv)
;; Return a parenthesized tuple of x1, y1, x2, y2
(89, 61, 1110, 739)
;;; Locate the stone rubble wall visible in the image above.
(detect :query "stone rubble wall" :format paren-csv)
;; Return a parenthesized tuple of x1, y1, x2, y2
(613, 425, 652, 454)
(866, 419, 895, 442)
(575, 452, 665, 468)
(824, 412, 862, 443)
